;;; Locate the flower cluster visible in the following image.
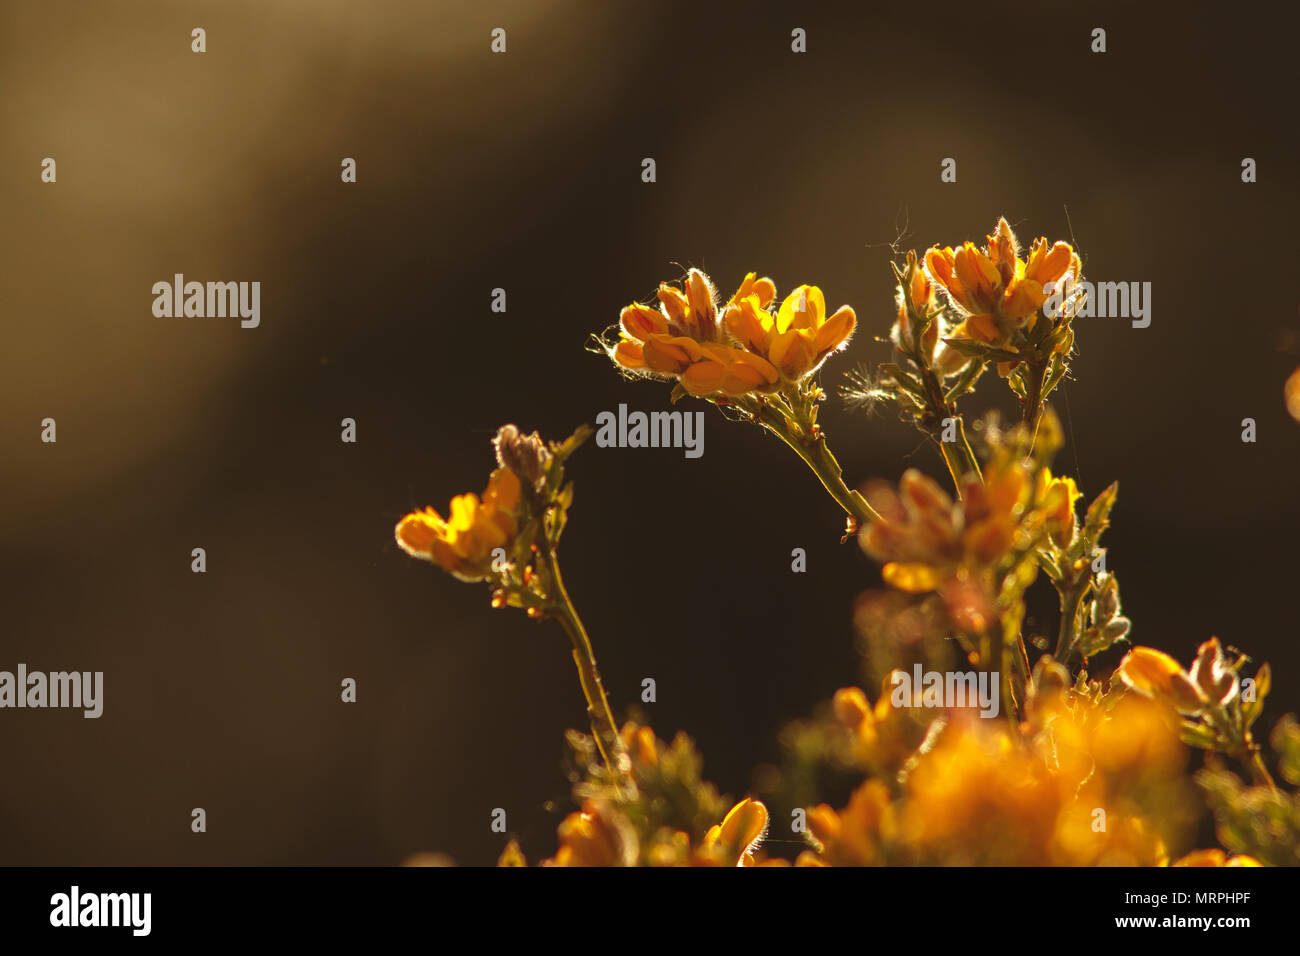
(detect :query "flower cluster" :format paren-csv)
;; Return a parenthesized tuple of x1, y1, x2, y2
(503, 723, 775, 867)
(609, 268, 856, 398)
(801, 669, 1212, 866)
(857, 420, 1080, 640)
(926, 216, 1080, 352)
(396, 216, 1294, 869)
(1119, 639, 1273, 775)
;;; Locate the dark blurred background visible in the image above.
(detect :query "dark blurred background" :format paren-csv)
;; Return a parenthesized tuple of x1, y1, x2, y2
(1, 0, 1297, 865)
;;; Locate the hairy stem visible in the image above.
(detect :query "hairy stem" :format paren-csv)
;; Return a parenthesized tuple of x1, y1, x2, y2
(753, 400, 880, 527)
(935, 415, 982, 492)
(1021, 359, 1048, 449)
(1053, 579, 1088, 662)
(541, 546, 620, 770)
(917, 362, 981, 495)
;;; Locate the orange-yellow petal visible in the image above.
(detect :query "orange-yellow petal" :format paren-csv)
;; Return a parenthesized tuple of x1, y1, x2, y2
(776, 285, 825, 333)
(395, 509, 444, 558)
(613, 339, 645, 369)
(1024, 240, 1074, 285)
(881, 562, 942, 593)
(721, 350, 779, 394)
(620, 303, 667, 341)
(484, 466, 522, 512)
(769, 329, 815, 379)
(641, 335, 693, 374)
(1117, 647, 1206, 713)
(953, 243, 1001, 312)
(680, 360, 728, 396)
(1285, 366, 1300, 422)
(724, 297, 771, 353)
(813, 305, 856, 355)
(961, 313, 1000, 343)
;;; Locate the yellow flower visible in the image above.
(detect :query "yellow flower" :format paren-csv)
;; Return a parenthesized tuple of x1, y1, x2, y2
(1287, 365, 1300, 422)
(1037, 467, 1082, 548)
(807, 779, 894, 866)
(1116, 646, 1208, 714)
(546, 799, 632, 867)
(612, 268, 780, 397)
(806, 692, 1187, 865)
(925, 217, 1078, 348)
(496, 840, 527, 867)
(1188, 636, 1240, 705)
(890, 250, 948, 367)
(698, 798, 769, 867)
(859, 461, 1030, 631)
(725, 281, 857, 381)
(395, 467, 522, 581)
(832, 684, 930, 772)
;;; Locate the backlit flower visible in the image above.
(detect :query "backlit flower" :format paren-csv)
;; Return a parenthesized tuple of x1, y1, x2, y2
(859, 461, 1030, 632)
(612, 268, 781, 396)
(698, 798, 769, 867)
(546, 799, 635, 867)
(925, 217, 1079, 348)
(806, 692, 1189, 866)
(1037, 467, 1082, 548)
(1287, 365, 1300, 422)
(1116, 646, 1208, 714)
(395, 467, 522, 581)
(726, 281, 857, 381)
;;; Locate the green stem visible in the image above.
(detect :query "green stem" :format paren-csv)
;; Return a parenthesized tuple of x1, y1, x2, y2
(936, 415, 982, 492)
(752, 400, 880, 527)
(1021, 359, 1048, 451)
(540, 546, 620, 771)
(916, 362, 981, 495)
(1249, 750, 1279, 792)
(1053, 579, 1088, 662)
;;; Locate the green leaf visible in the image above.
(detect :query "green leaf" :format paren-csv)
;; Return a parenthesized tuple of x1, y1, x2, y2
(941, 337, 1022, 363)
(1082, 481, 1119, 545)
(1179, 721, 1222, 750)
(879, 363, 926, 398)
(1241, 662, 1271, 730)
(944, 359, 985, 402)
(1042, 354, 1070, 399)
(553, 424, 593, 461)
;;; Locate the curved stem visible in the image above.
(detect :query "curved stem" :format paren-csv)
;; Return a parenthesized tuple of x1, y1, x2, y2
(934, 416, 982, 493)
(1249, 750, 1278, 792)
(1054, 579, 1088, 662)
(752, 401, 880, 526)
(916, 362, 981, 495)
(540, 546, 620, 770)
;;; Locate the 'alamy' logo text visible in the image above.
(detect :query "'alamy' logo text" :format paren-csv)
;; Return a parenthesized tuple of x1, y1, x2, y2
(595, 404, 704, 459)
(890, 664, 1000, 718)
(152, 274, 260, 328)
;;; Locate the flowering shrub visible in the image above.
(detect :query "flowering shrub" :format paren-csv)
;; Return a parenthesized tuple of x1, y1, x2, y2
(396, 218, 1295, 866)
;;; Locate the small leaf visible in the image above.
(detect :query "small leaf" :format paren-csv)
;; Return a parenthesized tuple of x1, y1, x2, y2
(941, 337, 1022, 363)
(1082, 481, 1119, 545)
(1042, 354, 1070, 398)
(1179, 721, 1222, 750)
(556, 480, 575, 512)
(879, 363, 927, 398)
(552, 424, 593, 461)
(1242, 662, 1271, 730)
(944, 359, 985, 402)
